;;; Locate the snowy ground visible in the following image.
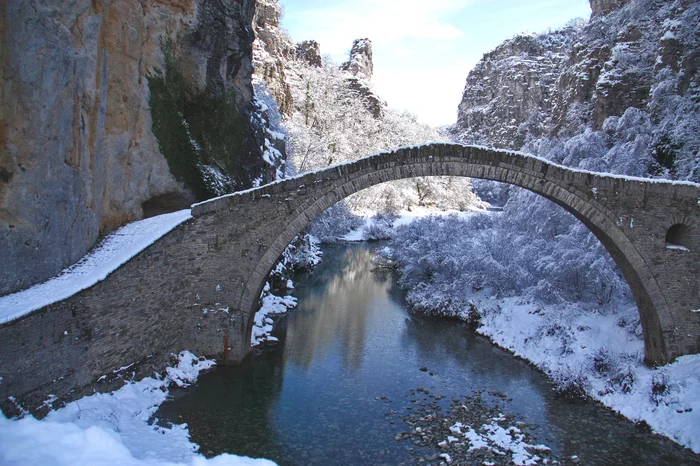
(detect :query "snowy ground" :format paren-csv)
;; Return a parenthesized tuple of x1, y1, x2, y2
(469, 293, 700, 454)
(0, 210, 192, 324)
(341, 206, 478, 242)
(0, 351, 276, 466)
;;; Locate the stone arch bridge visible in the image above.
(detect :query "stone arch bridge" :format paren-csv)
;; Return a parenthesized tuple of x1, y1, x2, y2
(1, 143, 699, 413)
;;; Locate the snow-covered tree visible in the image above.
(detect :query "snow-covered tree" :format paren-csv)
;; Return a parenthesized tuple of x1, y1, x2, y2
(285, 59, 479, 215)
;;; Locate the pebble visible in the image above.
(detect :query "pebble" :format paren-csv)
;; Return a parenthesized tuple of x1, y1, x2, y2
(392, 391, 564, 466)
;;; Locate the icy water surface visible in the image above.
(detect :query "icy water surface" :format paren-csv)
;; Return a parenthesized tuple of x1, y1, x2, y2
(157, 243, 699, 465)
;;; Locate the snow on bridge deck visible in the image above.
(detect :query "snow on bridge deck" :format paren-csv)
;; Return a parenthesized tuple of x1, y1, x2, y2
(0, 210, 191, 324)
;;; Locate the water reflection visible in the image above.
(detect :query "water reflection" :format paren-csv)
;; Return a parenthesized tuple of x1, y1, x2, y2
(157, 243, 699, 465)
(283, 246, 392, 373)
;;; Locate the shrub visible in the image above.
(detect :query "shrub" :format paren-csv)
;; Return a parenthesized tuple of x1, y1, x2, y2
(552, 369, 589, 400)
(650, 373, 669, 406)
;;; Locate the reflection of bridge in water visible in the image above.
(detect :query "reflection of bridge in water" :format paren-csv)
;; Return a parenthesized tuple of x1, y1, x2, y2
(1, 143, 699, 413)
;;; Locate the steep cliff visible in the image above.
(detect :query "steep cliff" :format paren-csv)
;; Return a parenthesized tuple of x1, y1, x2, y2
(341, 38, 374, 80)
(1, 0, 272, 295)
(455, 27, 580, 150)
(252, 0, 295, 116)
(454, 0, 700, 182)
(342, 39, 385, 119)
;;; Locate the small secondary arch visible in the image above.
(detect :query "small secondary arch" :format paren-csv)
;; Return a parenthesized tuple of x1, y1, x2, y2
(666, 223, 692, 251)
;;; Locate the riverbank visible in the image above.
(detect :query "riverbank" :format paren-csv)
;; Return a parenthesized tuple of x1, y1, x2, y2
(0, 352, 274, 465)
(365, 211, 700, 455)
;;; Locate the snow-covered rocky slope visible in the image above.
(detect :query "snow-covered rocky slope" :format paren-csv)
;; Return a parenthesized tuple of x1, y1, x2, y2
(251, 0, 480, 218)
(454, 0, 699, 181)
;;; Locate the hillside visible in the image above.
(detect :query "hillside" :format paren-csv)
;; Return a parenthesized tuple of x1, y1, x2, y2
(254, 1, 483, 220)
(454, 0, 700, 181)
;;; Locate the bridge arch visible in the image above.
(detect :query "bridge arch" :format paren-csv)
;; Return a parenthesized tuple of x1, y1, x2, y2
(193, 143, 700, 366)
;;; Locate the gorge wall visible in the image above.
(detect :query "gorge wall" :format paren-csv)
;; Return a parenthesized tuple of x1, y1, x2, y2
(0, 0, 275, 295)
(454, 0, 700, 183)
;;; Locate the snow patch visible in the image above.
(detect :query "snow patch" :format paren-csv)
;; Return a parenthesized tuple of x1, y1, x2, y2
(0, 351, 275, 465)
(0, 210, 192, 324)
(250, 288, 297, 347)
(449, 417, 550, 465)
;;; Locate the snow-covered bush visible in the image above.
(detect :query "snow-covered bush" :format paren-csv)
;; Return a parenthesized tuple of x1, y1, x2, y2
(551, 366, 589, 400)
(383, 208, 632, 311)
(308, 202, 364, 242)
(363, 212, 398, 241)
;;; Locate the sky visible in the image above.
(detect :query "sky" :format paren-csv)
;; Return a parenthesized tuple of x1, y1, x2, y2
(280, 0, 592, 127)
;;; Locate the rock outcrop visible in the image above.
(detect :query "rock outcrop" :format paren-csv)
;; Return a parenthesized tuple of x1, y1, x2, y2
(453, 0, 700, 182)
(252, 0, 295, 115)
(339, 39, 385, 118)
(341, 38, 374, 80)
(1, 0, 270, 295)
(252, 17, 384, 120)
(456, 30, 577, 150)
(296, 40, 323, 68)
(590, 0, 632, 16)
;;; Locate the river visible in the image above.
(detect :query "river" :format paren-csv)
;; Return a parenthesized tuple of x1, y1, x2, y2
(156, 243, 698, 465)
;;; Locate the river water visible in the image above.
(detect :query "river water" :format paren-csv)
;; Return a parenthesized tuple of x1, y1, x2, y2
(157, 243, 698, 465)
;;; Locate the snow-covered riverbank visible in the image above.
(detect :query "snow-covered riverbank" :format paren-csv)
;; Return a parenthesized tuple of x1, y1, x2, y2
(0, 352, 276, 466)
(466, 293, 700, 453)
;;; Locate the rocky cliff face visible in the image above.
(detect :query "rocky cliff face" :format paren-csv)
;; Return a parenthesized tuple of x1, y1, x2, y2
(252, 0, 295, 115)
(341, 39, 374, 80)
(456, 29, 578, 150)
(453, 0, 700, 182)
(1, 0, 270, 295)
(590, 0, 632, 16)
(340, 39, 385, 119)
(296, 40, 323, 68)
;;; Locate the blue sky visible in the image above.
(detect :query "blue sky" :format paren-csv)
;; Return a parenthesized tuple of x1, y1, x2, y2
(280, 0, 591, 126)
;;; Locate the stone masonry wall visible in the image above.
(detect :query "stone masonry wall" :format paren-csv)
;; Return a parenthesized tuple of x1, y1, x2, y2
(0, 216, 239, 416)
